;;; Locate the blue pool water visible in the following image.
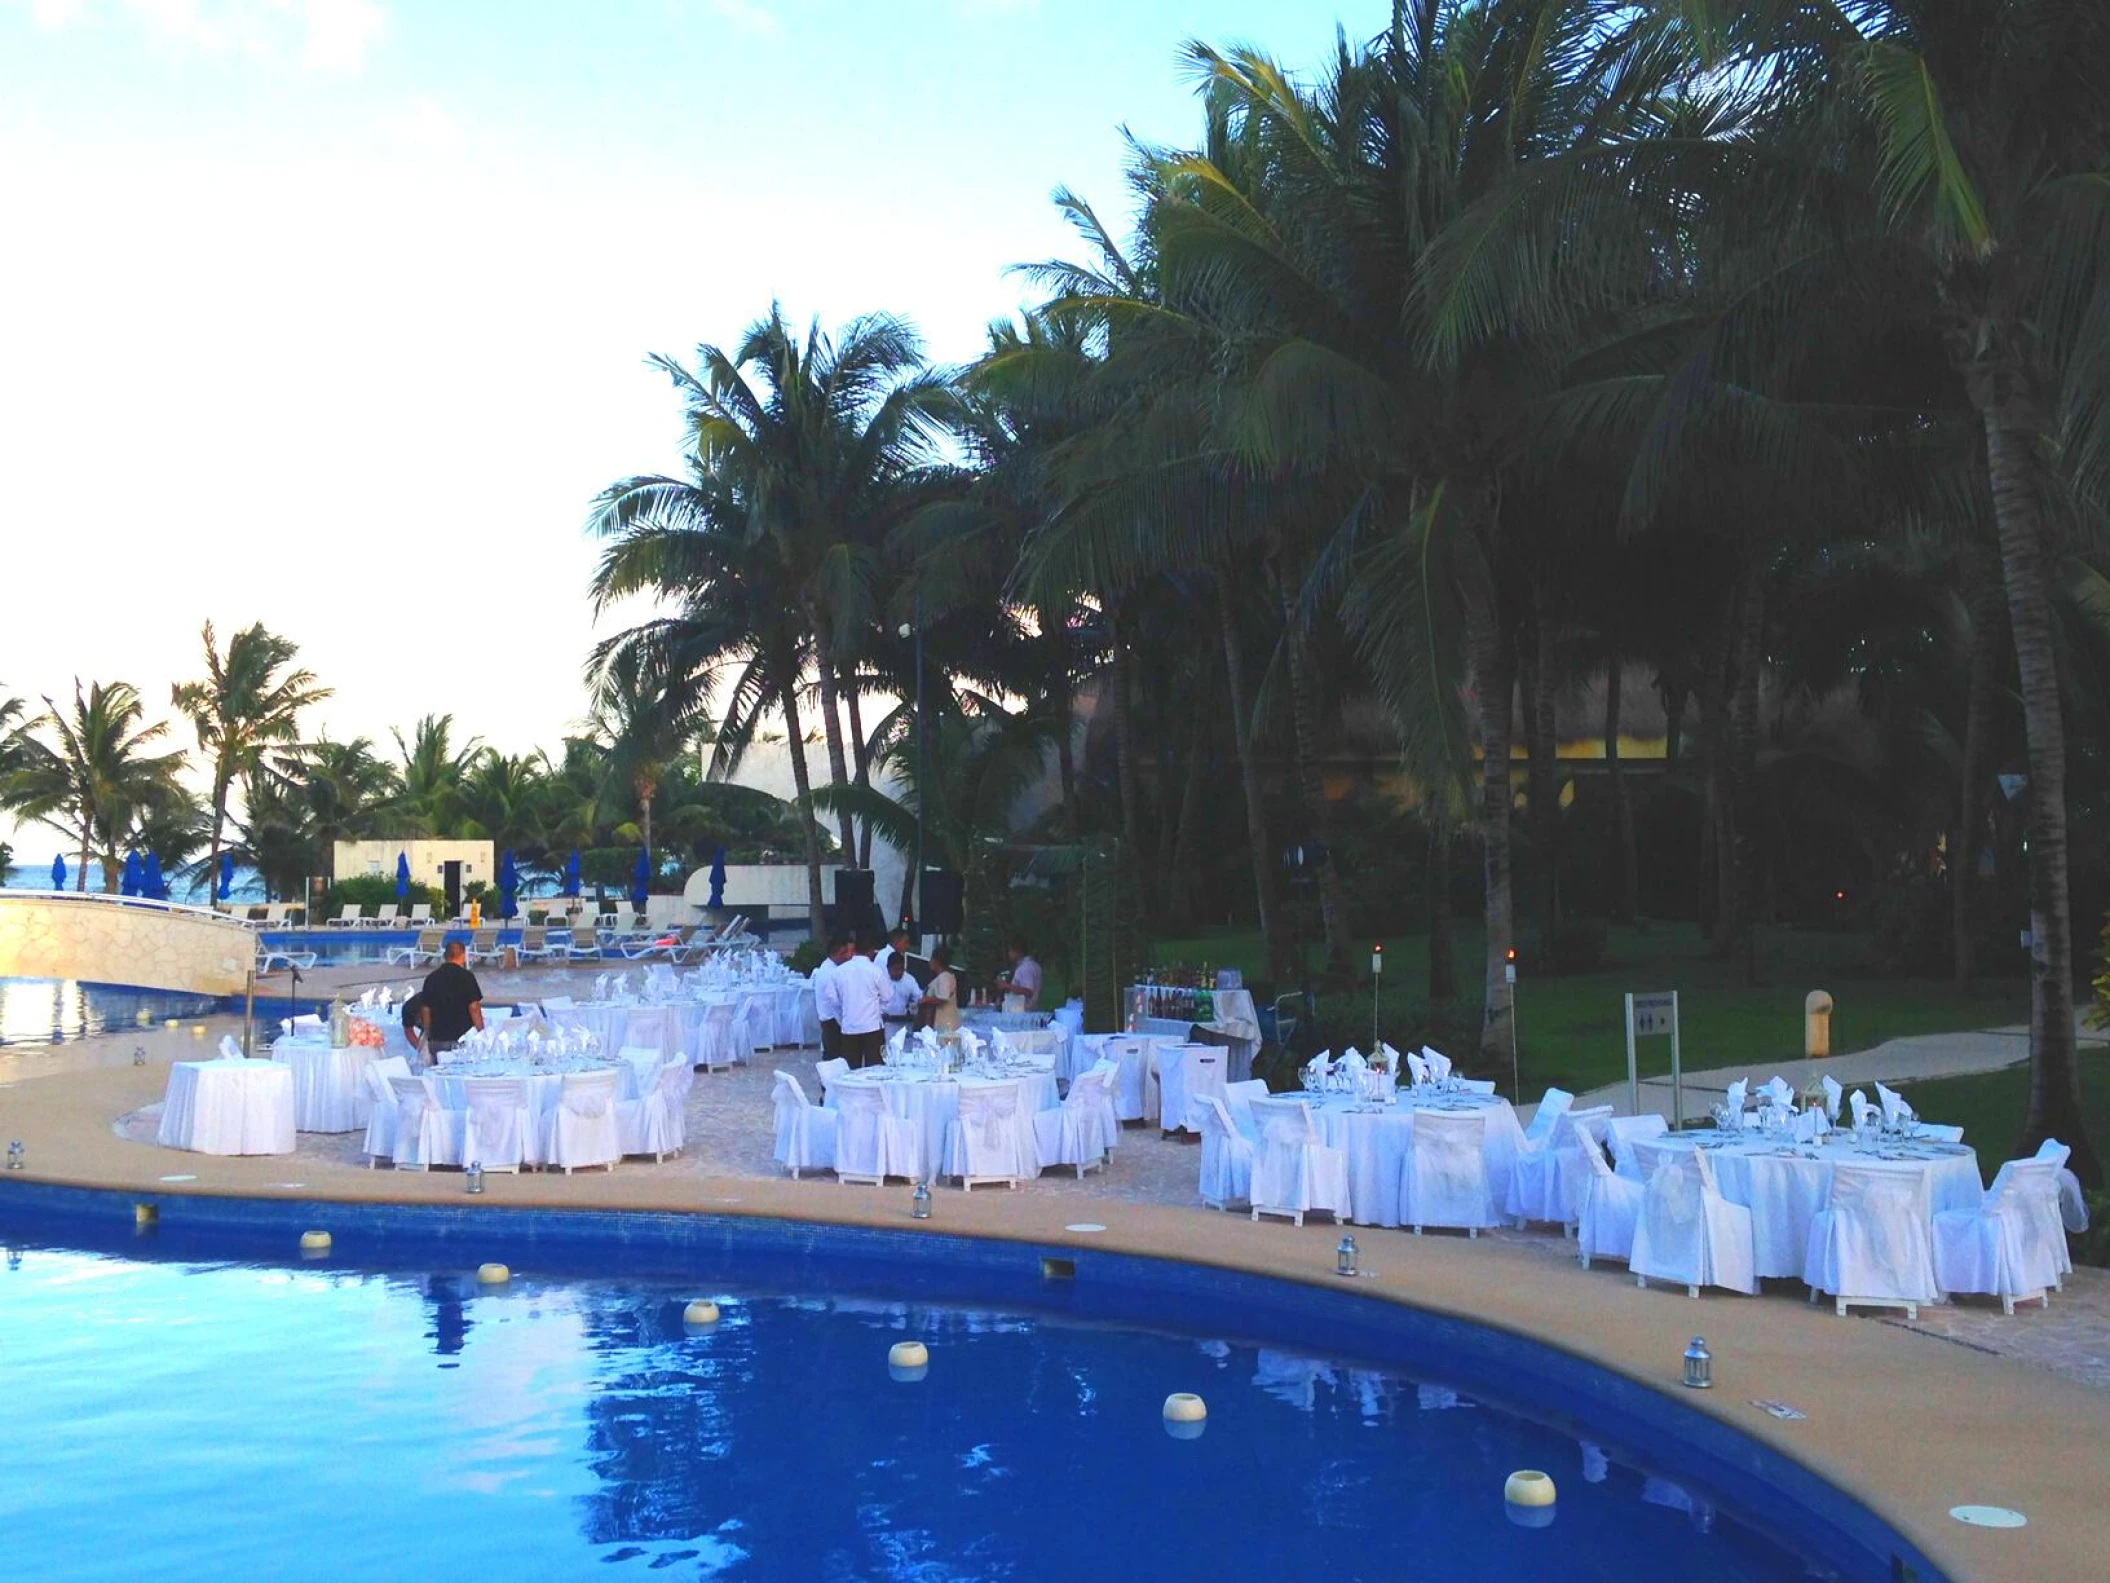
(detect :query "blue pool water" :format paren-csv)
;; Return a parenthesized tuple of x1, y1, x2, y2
(0, 977, 222, 1047)
(0, 1204, 1895, 1582)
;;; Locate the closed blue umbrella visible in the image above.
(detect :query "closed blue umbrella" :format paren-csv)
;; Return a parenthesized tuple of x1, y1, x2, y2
(708, 844, 727, 910)
(51, 854, 66, 890)
(120, 851, 141, 897)
(143, 851, 166, 901)
(218, 850, 234, 901)
(499, 849, 518, 920)
(395, 851, 411, 900)
(563, 850, 581, 898)
(630, 847, 650, 910)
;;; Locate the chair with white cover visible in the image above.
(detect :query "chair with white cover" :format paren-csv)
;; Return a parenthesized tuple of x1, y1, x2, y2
(945, 1081, 1035, 1189)
(831, 1082, 921, 1185)
(460, 1076, 530, 1172)
(543, 1070, 621, 1173)
(360, 1060, 405, 1166)
(1101, 1036, 1152, 1123)
(1604, 1114, 1669, 1180)
(1196, 1095, 1255, 1210)
(693, 1001, 740, 1074)
(1574, 1128, 1645, 1270)
(1631, 1150, 1757, 1298)
(1932, 1159, 2067, 1314)
(2037, 1139, 2090, 1235)
(813, 1056, 851, 1103)
(1222, 1078, 1269, 1147)
(1455, 1077, 1498, 1095)
(1803, 1164, 1939, 1318)
(1507, 1104, 1613, 1231)
(615, 1059, 689, 1162)
(1031, 1063, 1117, 1179)
(1400, 1111, 1500, 1236)
(387, 1073, 458, 1170)
(1248, 1098, 1351, 1226)
(1519, 1087, 1574, 1151)
(770, 1071, 838, 1178)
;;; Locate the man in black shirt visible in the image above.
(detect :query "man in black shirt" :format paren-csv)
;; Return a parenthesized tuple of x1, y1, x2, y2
(419, 942, 485, 1054)
(399, 991, 429, 1064)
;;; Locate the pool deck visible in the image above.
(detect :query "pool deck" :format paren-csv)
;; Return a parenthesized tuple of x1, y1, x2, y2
(2, 1027, 2105, 1579)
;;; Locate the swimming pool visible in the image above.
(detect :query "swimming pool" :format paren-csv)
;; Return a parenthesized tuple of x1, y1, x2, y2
(0, 1189, 1936, 1580)
(0, 977, 222, 1047)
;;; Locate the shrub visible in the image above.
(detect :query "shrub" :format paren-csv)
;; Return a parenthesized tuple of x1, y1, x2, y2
(322, 875, 441, 919)
(2072, 1191, 2110, 1270)
(786, 938, 825, 975)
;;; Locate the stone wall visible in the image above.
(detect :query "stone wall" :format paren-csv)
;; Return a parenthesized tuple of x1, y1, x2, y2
(0, 894, 256, 997)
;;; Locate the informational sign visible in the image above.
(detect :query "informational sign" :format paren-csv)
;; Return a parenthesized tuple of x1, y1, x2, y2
(1623, 990, 1684, 1126)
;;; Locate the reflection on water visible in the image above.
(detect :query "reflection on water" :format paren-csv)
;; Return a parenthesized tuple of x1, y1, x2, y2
(0, 977, 219, 1048)
(0, 1244, 1835, 1581)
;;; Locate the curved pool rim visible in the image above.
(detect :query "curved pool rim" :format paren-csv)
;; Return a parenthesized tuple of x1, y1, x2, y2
(0, 1177, 1945, 1582)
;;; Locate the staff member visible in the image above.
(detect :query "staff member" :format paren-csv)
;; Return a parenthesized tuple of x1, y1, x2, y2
(835, 938, 891, 1068)
(811, 931, 853, 1058)
(399, 991, 430, 1065)
(882, 951, 921, 1029)
(919, 945, 959, 1033)
(419, 941, 484, 1055)
(994, 936, 1043, 1013)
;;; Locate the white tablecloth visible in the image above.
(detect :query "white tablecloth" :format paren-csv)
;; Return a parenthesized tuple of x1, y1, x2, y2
(157, 1059, 296, 1155)
(429, 1061, 637, 1144)
(545, 1002, 705, 1065)
(271, 1035, 383, 1133)
(829, 1066, 1059, 1171)
(1636, 1132, 1983, 1279)
(1294, 1091, 1525, 1229)
(1132, 1014, 1255, 1085)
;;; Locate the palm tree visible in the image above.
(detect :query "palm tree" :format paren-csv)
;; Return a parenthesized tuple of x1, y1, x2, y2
(588, 643, 716, 858)
(172, 621, 330, 908)
(589, 469, 833, 940)
(392, 714, 483, 837)
(9, 680, 188, 891)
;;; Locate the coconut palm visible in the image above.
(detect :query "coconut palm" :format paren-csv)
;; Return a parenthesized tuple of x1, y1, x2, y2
(587, 643, 716, 859)
(391, 714, 483, 837)
(9, 680, 189, 892)
(171, 621, 330, 908)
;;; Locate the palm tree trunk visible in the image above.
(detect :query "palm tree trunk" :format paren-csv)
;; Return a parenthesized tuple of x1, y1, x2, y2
(1166, 706, 1207, 927)
(1527, 586, 1560, 942)
(776, 651, 827, 942)
(807, 621, 859, 864)
(1721, 561, 1765, 980)
(1953, 541, 2003, 983)
(638, 784, 654, 858)
(1105, 600, 1144, 890)
(1268, 545, 1352, 975)
(1426, 824, 1456, 1000)
(206, 766, 231, 912)
(1048, 623, 1079, 840)
(845, 683, 873, 869)
(77, 824, 89, 893)
(1217, 579, 1282, 976)
(1981, 388, 2097, 1182)
(1473, 613, 1517, 1067)
(1605, 652, 1636, 923)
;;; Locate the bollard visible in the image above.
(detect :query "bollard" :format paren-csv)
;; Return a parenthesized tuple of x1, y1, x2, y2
(1803, 991, 1833, 1059)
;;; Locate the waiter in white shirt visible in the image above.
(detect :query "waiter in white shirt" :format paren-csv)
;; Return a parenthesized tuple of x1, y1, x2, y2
(882, 951, 921, 1030)
(877, 924, 914, 977)
(835, 938, 891, 1068)
(995, 936, 1043, 1012)
(811, 932, 854, 1058)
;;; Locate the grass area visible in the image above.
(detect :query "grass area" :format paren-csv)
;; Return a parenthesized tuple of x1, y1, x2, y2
(1151, 920, 2031, 1098)
(1887, 1050, 2110, 1187)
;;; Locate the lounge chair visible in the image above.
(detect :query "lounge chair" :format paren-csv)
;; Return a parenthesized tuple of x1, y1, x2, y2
(366, 904, 401, 929)
(466, 928, 501, 965)
(405, 903, 435, 927)
(329, 904, 363, 928)
(385, 928, 446, 968)
(257, 942, 318, 973)
(515, 926, 551, 963)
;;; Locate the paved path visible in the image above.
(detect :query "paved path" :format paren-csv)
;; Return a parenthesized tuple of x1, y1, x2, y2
(1566, 1022, 2108, 1124)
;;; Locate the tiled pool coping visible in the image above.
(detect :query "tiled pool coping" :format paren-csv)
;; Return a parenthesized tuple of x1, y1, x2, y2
(2, 1175, 1942, 1581)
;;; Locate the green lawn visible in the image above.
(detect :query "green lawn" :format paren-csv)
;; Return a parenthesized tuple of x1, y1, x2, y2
(1151, 920, 2031, 1097)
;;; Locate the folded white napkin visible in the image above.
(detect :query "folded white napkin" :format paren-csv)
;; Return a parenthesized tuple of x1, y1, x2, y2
(959, 1029, 984, 1062)
(1820, 1073, 1843, 1121)
(916, 1027, 940, 1055)
(1306, 1051, 1331, 1077)
(219, 1035, 244, 1060)
(1724, 1078, 1747, 1124)
(1405, 1050, 1430, 1086)
(1849, 1089, 1876, 1130)
(1340, 1046, 1366, 1071)
(1376, 1042, 1401, 1075)
(1876, 1081, 1912, 1125)
(1791, 1108, 1825, 1142)
(1762, 1075, 1795, 1109)
(1423, 1046, 1453, 1083)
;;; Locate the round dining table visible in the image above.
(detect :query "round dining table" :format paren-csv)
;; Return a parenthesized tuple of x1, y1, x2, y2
(1290, 1089, 1526, 1229)
(1635, 1130, 1982, 1279)
(157, 1058, 296, 1155)
(270, 1035, 386, 1133)
(828, 1063, 1060, 1176)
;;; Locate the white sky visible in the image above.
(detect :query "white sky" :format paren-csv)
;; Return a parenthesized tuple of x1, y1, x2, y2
(0, 0, 1373, 850)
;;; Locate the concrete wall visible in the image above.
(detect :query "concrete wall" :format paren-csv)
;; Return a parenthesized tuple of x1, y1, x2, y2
(0, 893, 258, 997)
(334, 839, 495, 888)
